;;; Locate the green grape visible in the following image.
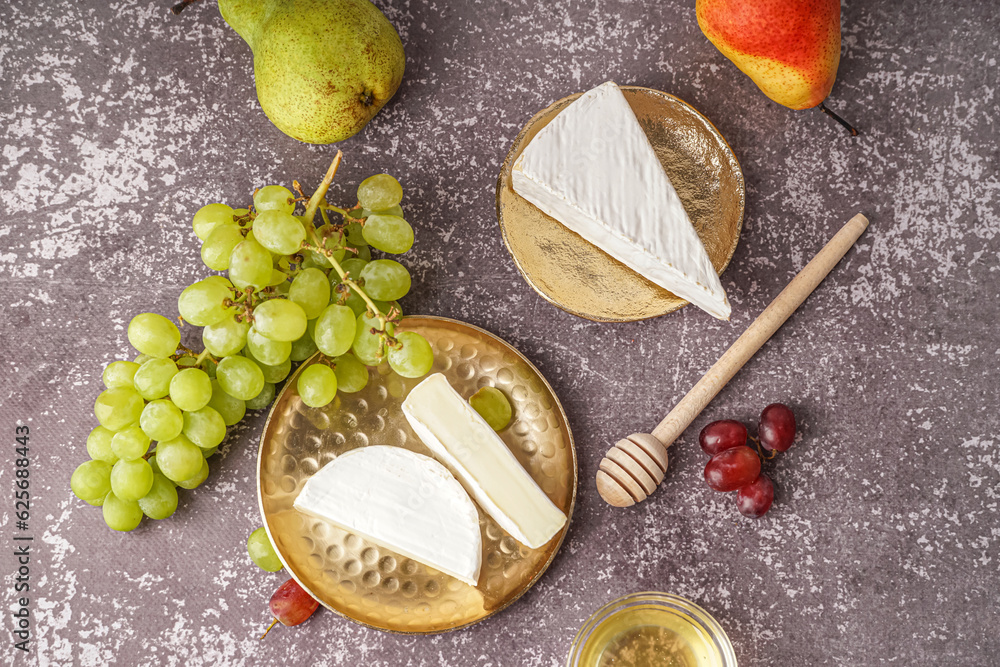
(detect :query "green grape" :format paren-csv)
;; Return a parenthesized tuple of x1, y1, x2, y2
(176, 458, 210, 490)
(362, 214, 414, 254)
(148, 454, 162, 475)
(290, 328, 318, 362)
(373, 204, 404, 218)
(253, 210, 306, 255)
(182, 406, 227, 449)
(169, 368, 213, 411)
(192, 203, 234, 241)
(246, 350, 290, 383)
(133, 358, 178, 400)
(352, 245, 372, 262)
(102, 360, 140, 389)
(203, 358, 219, 378)
(86, 497, 105, 507)
(94, 387, 145, 431)
(289, 268, 331, 319)
(351, 311, 390, 366)
(177, 278, 233, 326)
(300, 249, 331, 270)
(387, 332, 434, 378)
(357, 174, 403, 211)
(297, 364, 338, 408)
(133, 353, 154, 365)
(253, 185, 295, 214)
(340, 257, 368, 278)
(203, 316, 249, 357)
(333, 354, 369, 393)
(229, 239, 273, 290)
(208, 379, 246, 426)
(247, 326, 291, 365)
(469, 386, 513, 431)
(102, 492, 143, 532)
(155, 434, 204, 483)
(201, 224, 245, 271)
(176, 356, 199, 368)
(314, 304, 357, 357)
(128, 313, 180, 359)
(111, 458, 154, 501)
(359, 260, 411, 301)
(201, 447, 218, 458)
(247, 527, 283, 572)
(253, 298, 308, 341)
(70, 460, 112, 501)
(111, 424, 151, 460)
(139, 399, 184, 442)
(86, 426, 119, 464)
(343, 222, 368, 248)
(373, 300, 402, 317)
(246, 382, 276, 410)
(268, 268, 288, 287)
(138, 474, 178, 520)
(216, 355, 265, 401)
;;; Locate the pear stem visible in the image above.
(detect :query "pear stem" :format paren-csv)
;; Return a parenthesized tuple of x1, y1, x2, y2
(818, 103, 859, 136)
(169, 0, 199, 15)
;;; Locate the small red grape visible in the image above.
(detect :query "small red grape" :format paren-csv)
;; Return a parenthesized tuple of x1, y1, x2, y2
(270, 579, 319, 627)
(736, 474, 774, 518)
(759, 403, 796, 452)
(699, 420, 748, 456)
(704, 446, 761, 492)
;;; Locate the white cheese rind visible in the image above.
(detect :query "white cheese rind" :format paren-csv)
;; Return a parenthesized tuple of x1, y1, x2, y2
(402, 373, 567, 549)
(512, 81, 731, 320)
(293, 445, 482, 586)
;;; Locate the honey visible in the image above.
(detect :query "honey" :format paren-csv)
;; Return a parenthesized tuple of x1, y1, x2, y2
(568, 593, 736, 667)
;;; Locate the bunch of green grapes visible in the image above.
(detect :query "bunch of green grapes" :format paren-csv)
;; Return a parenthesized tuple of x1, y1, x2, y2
(71, 157, 435, 531)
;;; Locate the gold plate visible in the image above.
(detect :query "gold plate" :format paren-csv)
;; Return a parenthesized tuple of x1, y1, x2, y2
(496, 85, 745, 322)
(257, 316, 577, 634)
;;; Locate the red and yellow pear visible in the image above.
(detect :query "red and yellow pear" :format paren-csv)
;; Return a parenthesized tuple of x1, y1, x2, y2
(696, 0, 855, 132)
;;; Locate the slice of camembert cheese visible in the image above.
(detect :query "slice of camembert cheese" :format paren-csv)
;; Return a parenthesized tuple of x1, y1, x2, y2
(293, 445, 482, 586)
(402, 373, 567, 549)
(511, 81, 731, 320)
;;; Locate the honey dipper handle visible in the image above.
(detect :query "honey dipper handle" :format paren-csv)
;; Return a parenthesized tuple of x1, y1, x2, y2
(651, 213, 870, 446)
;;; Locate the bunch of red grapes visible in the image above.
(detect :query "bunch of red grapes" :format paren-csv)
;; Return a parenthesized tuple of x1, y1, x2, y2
(699, 403, 796, 518)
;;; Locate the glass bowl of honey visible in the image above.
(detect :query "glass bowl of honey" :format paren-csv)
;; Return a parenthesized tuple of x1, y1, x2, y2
(567, 592, 737, 667)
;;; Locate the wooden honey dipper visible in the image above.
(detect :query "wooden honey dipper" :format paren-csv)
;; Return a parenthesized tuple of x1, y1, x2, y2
(597, 214, 870, 507)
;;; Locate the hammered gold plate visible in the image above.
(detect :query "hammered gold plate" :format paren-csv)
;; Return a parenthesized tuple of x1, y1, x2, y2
(496, 85, 745, 322)
(257, 316, 577, 634)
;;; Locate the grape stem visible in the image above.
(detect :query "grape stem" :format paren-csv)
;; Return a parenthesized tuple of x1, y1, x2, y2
(260, 618, 278, 640)
(299, 152, 397, 357)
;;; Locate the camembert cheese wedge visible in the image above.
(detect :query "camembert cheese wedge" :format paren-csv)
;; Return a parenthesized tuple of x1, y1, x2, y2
(402, 373, 567, 549)
(293, 445, 483, 586)
(512, 81, 731, 320)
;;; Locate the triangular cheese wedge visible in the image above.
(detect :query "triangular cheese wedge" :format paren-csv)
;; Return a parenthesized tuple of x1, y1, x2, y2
(293, 446, 483, 586)
(512, 81, 731, 320)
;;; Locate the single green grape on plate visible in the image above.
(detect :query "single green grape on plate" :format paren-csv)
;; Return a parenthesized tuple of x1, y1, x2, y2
(470, 386, 513, 431)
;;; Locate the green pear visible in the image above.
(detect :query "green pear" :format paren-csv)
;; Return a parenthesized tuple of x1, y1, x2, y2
(219, 0, 405, 144)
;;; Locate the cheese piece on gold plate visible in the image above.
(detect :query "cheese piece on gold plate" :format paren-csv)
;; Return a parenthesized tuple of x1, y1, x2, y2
(293, 445, 483, 586)
(511, 81, 731, 320)
(402, 373, 567, 549)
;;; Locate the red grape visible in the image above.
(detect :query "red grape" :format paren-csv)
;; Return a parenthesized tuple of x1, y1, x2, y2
(736, 474, 774, 518)
(699, 420, 748, 456)
(704, 446, 761, 492)
(270, 579, 319, 627)
(759, 404, 796, 452)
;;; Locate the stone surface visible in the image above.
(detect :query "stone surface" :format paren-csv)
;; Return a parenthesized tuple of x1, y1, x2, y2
(1, 0, 998, 665)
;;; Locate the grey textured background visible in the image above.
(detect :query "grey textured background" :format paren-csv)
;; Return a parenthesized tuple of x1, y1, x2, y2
(2, 0, 999, 665)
